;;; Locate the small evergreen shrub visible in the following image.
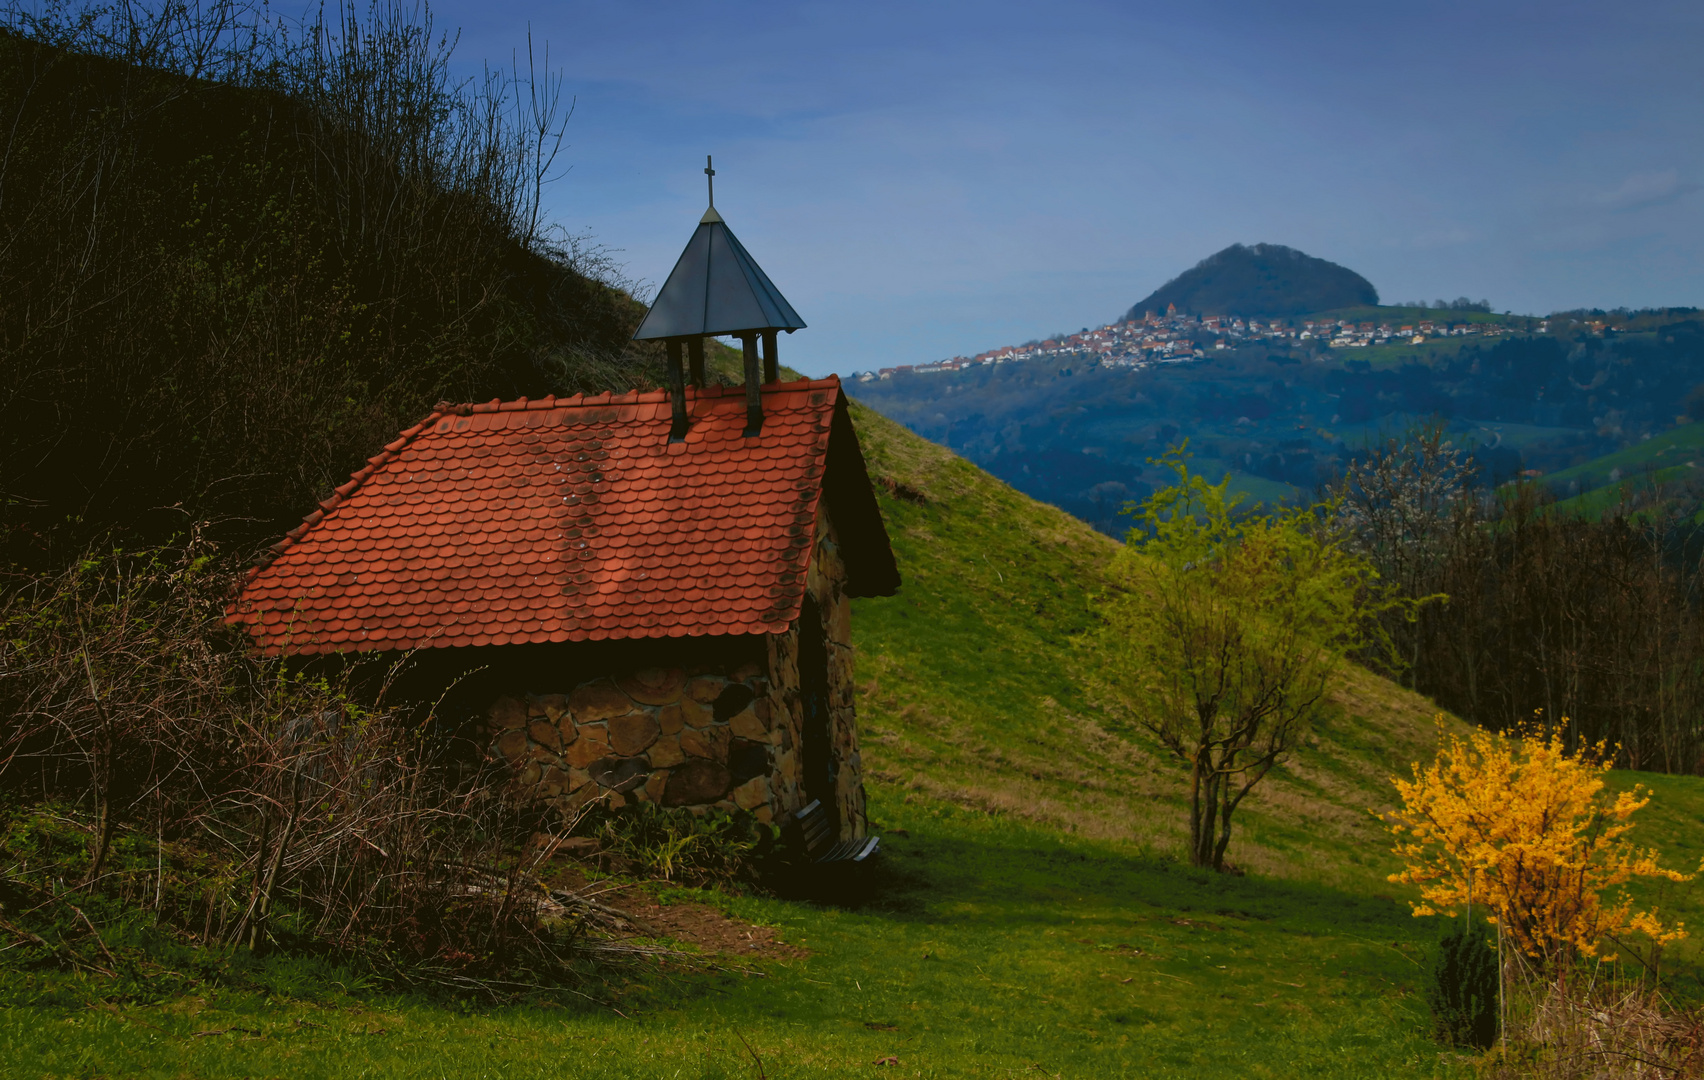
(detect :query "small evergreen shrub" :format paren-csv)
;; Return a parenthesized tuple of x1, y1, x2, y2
(1427, 916, 1500, 1049)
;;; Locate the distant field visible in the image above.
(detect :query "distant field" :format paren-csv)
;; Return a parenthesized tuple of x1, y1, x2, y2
(1342, 334, 1495, 369)
(1544, 422, 1704, 489)
(1506, 420, 1704, 519)
(1190, 459, 1300, 509)
(1315, 305, 1521, 328)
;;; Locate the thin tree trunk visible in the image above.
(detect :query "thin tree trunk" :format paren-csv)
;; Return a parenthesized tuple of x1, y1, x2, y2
(250, 808, 296, 952)
(1189, 747, 1210, 867)
(80, 647, 116, 889)
(1213, 775, 1235, 871)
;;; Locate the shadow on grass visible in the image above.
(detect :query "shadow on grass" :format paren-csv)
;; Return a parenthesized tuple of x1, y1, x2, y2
(1, 805, 1439, 1025)
(784, 806, 1424, 944)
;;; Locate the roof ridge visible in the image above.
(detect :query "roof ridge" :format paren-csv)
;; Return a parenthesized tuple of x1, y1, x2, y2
(762, 374, 841, 392)
(426, 376, 841, 420)
(243, 374, 844, 582)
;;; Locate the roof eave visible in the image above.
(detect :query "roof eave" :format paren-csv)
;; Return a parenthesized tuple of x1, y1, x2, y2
(822, 393, 901, 598)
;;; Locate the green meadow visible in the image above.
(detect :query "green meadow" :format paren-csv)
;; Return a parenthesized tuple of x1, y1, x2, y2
(8, 405, 1704, 1079)
(1540, 420, 1704, 518)
(5, 796, 1476, 1080)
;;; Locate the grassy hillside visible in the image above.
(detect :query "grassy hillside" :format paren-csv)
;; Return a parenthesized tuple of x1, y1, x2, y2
(11, 404, 1704, 1079)
(849, 402, 1451, 888)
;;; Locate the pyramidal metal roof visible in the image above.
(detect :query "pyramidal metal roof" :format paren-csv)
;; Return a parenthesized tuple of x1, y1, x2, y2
(633, 207, 806, 340)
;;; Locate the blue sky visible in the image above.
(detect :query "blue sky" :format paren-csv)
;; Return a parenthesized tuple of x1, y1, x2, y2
(431, 0, 1704, 376)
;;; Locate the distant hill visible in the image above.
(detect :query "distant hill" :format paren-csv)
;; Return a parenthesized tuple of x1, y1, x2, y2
(1125, 243, 1378, 320)
(1542, 421, 1704, 518)
(850, 312, 1704, 534)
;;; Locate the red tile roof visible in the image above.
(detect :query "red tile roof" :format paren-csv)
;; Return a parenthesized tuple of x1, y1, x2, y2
(229, 376, 897, 656)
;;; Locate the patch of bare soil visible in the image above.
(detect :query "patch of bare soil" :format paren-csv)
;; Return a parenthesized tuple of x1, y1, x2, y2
(538, 859, 805, 961)
(623, 889, 806, 960)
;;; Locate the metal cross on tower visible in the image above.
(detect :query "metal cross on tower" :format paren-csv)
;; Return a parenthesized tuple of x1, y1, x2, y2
(705, 155, 715, 209)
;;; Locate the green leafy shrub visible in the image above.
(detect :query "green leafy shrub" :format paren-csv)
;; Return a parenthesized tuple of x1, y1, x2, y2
(1094, 449, 1394, 871)
(1427, 916, 1500, 1049)
(574, 802, 775, 883)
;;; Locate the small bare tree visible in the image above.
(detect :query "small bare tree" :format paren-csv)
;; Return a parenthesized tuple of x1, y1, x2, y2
(1329, 421, 1473, 683)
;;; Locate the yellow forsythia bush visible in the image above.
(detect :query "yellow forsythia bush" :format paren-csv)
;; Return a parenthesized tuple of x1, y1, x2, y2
(1382, 720, 1692, 961)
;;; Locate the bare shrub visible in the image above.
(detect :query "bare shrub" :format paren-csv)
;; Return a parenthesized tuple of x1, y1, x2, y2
(1487, 953, 1704, 1079)
(0, 0, 664, 567)
(1330, 421, 1474, 679)
(0, 538, 652, 992)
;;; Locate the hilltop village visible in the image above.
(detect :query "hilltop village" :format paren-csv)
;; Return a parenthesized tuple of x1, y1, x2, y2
(857, 303, 1515, 381)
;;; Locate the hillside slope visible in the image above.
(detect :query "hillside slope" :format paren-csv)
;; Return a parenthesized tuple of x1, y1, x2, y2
(0, 13, 673, 567)
(847, 402, 1451, 888)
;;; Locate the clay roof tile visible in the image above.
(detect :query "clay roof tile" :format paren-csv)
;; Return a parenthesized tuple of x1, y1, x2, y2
(228, 377, 892, 653)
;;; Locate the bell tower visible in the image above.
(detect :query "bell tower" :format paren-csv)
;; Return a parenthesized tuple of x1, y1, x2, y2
(632, 156, 807, 440)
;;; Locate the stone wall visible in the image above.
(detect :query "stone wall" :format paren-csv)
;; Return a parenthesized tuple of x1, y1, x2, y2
(484, 502, 869, 835)
(762, 504, 868, 840)
(488, 659, 790, 822)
